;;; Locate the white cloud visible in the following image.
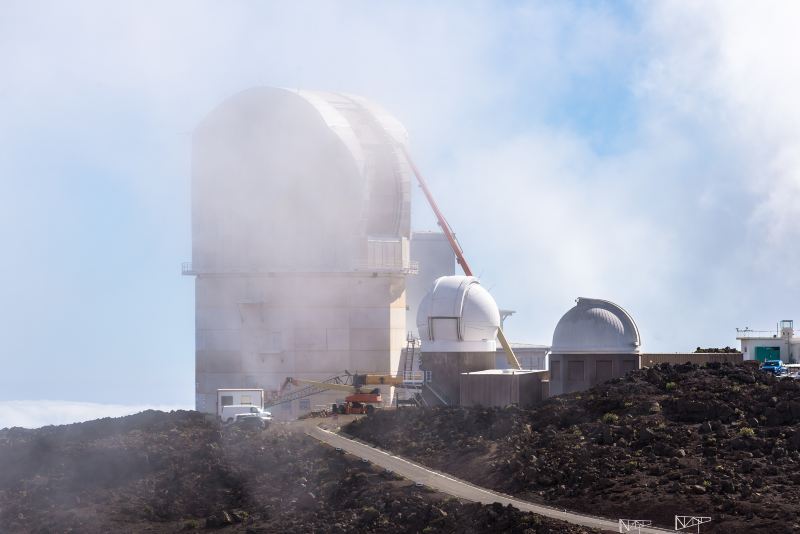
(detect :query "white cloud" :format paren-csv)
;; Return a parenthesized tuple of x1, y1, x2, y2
(1, 0, 799, 406)
(0, 401, 191, 429)
(640, 1, 800, 279)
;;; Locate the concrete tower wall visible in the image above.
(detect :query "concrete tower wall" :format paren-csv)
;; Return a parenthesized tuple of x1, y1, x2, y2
(191, 87, 412, 416)
(406, 232, 455, 338)
(195, 275, 406, 413)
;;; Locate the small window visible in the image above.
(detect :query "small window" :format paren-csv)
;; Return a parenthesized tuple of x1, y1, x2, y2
(240, 395, 252, 405)
(299, 399, 311, 411)
(221, 395, 233, 407)
(250, 407, 259, 413)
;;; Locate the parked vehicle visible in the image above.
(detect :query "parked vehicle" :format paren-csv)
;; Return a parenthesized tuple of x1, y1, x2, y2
(761, 359, 786, 376)
(220, 404, 272, 423)
(233, 411, 272, 425)
(231, 415, 267, 431)
(216, 389, 265, 418)
(330, 390, 381, 415)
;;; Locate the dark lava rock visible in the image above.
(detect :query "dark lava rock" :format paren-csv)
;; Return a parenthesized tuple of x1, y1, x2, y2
(0, 410, 598, 533)
(347, 363, 800, 533)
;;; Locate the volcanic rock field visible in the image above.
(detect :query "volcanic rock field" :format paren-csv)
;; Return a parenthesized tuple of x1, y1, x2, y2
(0, 410, 597, 533)
(347, 363, 800, 533)
(1, 363, 797, 533)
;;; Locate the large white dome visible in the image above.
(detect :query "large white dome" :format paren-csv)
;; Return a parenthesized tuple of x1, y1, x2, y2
(551, 297, 641, 354)
(192, 87, 411, 273)
(416, 276, 500, 352)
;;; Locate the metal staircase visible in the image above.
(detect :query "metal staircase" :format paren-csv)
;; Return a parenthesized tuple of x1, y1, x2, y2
(395, 334, 422, 407)
(421, 382, 450, 406)
(404, 332, 417, 375)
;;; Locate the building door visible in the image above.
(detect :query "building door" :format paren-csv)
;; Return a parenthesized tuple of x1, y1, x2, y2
(755, 346, 781, 362)
(596, 360, 613, 382)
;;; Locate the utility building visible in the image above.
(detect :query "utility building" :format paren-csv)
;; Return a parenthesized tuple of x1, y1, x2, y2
(189, 87, 414, 415)
(737, 320, 798, 363)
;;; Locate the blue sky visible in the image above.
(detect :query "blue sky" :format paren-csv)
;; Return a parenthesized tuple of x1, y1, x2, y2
(1, 1, 799, 425)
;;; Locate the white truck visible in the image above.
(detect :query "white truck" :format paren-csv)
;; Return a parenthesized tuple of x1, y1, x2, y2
(216, 388, 265, 419)
(221, 405, 273, 426)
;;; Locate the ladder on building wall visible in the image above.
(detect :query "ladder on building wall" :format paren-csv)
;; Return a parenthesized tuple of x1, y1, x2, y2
(404, 332, 417, 376)
(395, 333, 420, 407)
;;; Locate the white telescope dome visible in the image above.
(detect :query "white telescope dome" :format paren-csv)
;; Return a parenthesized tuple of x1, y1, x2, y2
(416, 276, 500, 352)
(551, 297, 640, 354)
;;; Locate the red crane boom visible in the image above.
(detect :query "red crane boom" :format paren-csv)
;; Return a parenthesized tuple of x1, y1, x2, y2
(401, 146, 521, 369)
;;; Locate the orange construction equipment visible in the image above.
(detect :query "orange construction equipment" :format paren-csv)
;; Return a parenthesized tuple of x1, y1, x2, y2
(337, 391, 381, 415)
(279, 376, 383, 415)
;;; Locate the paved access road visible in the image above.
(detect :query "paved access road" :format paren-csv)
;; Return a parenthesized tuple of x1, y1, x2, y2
(306, 425, 675, 534)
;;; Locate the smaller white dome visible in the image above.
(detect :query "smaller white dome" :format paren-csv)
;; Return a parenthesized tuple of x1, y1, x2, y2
(416, 276, 500, 352)
(551, 297, 641, 354)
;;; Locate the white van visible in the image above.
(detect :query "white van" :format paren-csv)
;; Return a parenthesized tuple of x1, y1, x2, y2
(217, 389, 264, 417)
(220, 405, 272, 423)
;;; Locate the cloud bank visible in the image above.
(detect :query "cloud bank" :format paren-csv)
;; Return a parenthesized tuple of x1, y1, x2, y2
(0, 401, 191, 429)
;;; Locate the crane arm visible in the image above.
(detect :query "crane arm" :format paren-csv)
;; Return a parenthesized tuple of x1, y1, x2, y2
(285, 377, 360, 394)
(356, 374, 406, 386)
(401, 145, 521, 370)
(401, 146, 473, 276)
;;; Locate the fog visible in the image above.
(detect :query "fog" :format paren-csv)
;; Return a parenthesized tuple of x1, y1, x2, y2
(191, 87, 411, 412)
(1, 1, 799, 411)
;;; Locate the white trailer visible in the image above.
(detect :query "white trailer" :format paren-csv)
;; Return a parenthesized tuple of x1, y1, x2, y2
(217, 389, 264, 418)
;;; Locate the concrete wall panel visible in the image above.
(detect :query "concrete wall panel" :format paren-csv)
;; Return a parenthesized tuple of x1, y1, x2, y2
(196, 350, 242, 373)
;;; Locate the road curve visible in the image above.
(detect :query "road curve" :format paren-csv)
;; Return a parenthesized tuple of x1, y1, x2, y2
(306, 425, 674, 534)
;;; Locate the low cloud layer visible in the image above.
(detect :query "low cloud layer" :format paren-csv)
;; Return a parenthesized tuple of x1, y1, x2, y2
(0, 401, 191, 429)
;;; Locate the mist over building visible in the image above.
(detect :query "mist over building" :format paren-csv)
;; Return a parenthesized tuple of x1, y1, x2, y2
(188, 87, 456, 415)
(187, 86, 750, 416)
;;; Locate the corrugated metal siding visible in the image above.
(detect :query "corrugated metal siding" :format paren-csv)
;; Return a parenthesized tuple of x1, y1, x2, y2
(459, 371, 548, 407)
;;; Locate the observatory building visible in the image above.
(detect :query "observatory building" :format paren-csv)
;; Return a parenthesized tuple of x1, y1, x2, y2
(189, 87, 417, 414)
(549, 298, 640, 395)
(416, 275, 500, 404)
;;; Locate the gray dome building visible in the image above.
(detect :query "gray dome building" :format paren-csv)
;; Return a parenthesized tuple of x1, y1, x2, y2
(549, 298, 640, 395)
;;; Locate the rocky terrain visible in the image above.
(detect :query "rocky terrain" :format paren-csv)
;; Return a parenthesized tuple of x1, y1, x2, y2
(347, 363, 800, 533)
(0, 410, 599, 533)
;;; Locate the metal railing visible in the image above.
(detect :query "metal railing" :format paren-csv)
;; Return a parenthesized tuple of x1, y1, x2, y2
(182, 260, 419, 276)
(399, 370, 430, 385)
(619, 520, 652, 533)
(353, 259, 419, 274)
(736, 328, 779, 338)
